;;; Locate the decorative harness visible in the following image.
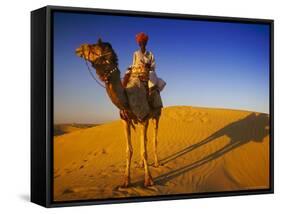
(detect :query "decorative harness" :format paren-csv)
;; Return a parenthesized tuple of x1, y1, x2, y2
(82, 45, 119, 87)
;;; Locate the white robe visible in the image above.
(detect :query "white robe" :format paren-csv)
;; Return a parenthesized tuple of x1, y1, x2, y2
(129, 50, 166, 91)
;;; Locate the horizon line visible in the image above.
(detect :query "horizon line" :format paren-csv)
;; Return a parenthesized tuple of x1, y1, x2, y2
(54, 104, 269, 125)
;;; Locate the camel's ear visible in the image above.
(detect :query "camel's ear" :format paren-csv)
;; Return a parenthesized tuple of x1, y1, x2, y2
(97, 38, 103, 44)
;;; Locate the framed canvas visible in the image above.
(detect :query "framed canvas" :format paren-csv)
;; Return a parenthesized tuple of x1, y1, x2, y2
(31, 5, 274, 207)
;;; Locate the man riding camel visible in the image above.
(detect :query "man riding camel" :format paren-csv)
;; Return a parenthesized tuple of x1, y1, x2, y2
(123, 32, 166, 110)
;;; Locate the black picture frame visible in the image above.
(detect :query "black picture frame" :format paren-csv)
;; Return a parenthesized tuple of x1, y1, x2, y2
(31, 5, 274, 208)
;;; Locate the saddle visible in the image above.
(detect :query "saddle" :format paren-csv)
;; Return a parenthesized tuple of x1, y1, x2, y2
(122, 67, 163, 121)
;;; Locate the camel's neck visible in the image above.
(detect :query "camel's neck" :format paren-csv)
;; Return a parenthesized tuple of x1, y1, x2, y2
(102, 68, 129, 111)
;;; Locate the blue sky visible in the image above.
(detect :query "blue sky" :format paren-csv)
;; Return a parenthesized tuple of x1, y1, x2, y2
(53, 12, 270, 124)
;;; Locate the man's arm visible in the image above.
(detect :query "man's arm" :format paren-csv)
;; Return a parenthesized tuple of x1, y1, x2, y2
(132, 51, 137, 66)
(150, 52, 156, 71)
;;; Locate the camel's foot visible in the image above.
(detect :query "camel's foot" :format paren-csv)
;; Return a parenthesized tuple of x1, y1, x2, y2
(144, 175, 154, 187)
(153, 161, 161, 168)
(153, 163, 159, 168)
(122, 176, 130, 188)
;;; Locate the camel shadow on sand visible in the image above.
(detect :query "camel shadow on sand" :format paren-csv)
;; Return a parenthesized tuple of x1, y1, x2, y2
(153, 112, 269, 185)
(128, 112, 269, 187)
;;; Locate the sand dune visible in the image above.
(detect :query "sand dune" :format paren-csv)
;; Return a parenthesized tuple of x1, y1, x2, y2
(53, 106, 270, 201)
(54, 124, 98, 136)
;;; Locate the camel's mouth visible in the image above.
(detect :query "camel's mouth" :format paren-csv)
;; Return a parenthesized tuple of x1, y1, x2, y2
(75, 47, 83, 58)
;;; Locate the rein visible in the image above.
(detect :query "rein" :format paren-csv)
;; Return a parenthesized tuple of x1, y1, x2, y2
(84, 58, 106, 88)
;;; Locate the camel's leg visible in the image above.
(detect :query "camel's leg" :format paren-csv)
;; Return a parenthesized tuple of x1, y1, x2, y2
(122, 120, 133, 187)
(152, 118, 160, 167)
(137, 122, 144, 168)
(140, 120, 154, 186)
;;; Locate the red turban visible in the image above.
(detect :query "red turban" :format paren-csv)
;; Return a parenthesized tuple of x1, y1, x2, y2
(136, 32, 149, 44)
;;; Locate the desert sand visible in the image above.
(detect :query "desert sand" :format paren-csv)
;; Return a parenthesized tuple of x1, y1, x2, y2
(53, 106, 270, 201)
(54, 124, 98, 136)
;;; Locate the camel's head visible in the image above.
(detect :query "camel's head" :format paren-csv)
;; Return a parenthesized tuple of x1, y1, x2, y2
(75, 43, 91, 59)
(76, 38, 119, 82)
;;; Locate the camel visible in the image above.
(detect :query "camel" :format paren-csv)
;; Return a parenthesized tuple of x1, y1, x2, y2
(75, 38, 162, 187)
